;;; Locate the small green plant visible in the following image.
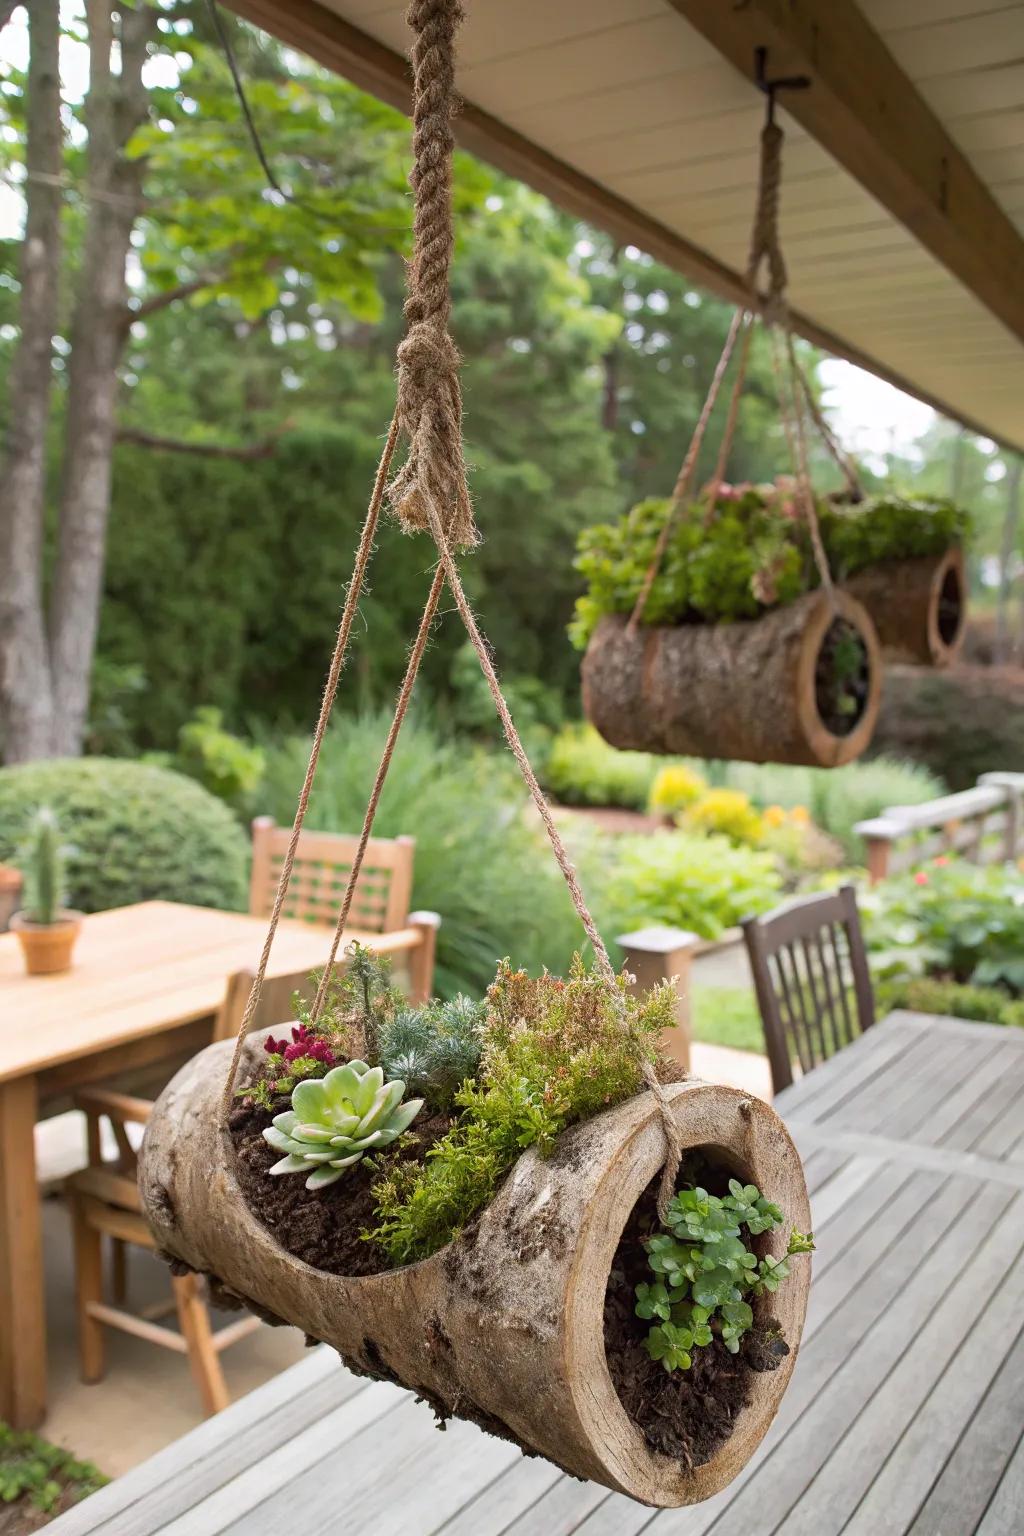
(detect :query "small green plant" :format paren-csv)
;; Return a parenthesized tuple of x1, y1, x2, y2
(264, 1062, 423, 1190)
(378, 994, 486, 1109)
(0, 1421, 107, 1516)
(18, 808, 70, 925)
(368, 959, 677, 1264)
(637, 1182, 813, 1372)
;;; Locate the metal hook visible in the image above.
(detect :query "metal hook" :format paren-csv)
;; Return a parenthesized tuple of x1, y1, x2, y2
(754, 45, 811, 125)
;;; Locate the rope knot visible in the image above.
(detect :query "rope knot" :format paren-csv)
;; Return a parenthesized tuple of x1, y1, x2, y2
(389, 319, 475, 545)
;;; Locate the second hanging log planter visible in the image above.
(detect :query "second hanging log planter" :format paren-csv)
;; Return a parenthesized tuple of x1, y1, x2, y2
(140, 1032, 811, 1508)
(843, 546, 966, 668)
(582, 588, 883, 768)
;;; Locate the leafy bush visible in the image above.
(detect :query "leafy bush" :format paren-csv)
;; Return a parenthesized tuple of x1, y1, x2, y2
(0, 758, 248, 913)
(704, 755, 946, 860)
(639, 1184, 813, 1372)
(542, 723, 658, 810)
(684, 788, 764, 846)
(648, 764, 706, 818)
(875, 975, 1024, 1028)
(871, 665, 1024, 791)
(0, 1422, 107, 1516)
(259, 713, 611, 998)
(172, 707, 266, 816)
(607, 832, 782, 940)
(571, 485, 968, 645)
(369, 959, 676, 1264)
(863, 859, 1024, 995)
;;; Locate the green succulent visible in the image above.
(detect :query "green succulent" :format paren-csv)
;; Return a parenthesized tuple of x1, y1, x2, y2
(263, 1061, 423, 1190)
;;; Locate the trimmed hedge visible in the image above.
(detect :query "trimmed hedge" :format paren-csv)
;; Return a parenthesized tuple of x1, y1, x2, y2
(0, 758, 248, 913)
(876, 975, 1024, 1029)
(870, 664, 1024, 791)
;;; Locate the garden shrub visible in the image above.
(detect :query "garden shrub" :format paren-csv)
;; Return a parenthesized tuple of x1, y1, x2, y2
(171, 707, 266, 816)
(703, 755, 946, 860)
(863, 859, 1024, 998)
(0, 758, 248, 913)
(541, 722, 659, 810)
(870, 664, 1024, 791)
(259, 713, 612, 999)
(607, 832, 781, 940)
(875, 975, 1024, 1028)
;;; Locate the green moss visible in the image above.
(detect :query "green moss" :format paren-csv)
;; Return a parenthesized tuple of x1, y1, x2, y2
(367, 959, 676, 1265)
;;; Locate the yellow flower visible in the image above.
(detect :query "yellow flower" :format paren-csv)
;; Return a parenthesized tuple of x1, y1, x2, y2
(686, 789, 765, 846)
(762, 804, 787, 829)
(789, 805, 810, 827)
(648, 764, 707, 817)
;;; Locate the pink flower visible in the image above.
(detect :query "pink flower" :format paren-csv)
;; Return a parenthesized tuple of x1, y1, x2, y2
(914, 872, 929, 886)
(264, 1023, 334, 1067)
(933, 855, 949, 867)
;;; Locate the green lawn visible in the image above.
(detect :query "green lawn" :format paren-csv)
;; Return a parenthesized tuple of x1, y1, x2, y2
(690, 985, 766, 1054)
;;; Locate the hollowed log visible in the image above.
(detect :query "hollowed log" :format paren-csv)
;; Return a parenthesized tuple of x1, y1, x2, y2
(582, 590, 881, 768)
(139, 1035, 810, 1508)
(844, 547, 966, 668)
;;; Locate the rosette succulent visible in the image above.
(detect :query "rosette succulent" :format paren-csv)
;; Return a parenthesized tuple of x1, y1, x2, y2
(263, 1061, 423, 1190)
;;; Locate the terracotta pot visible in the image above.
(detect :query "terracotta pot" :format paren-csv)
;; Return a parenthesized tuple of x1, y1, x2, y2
(141, 1031, 811, 1507)
(10, 910, 84, 975)
(0, 865, 22, 935)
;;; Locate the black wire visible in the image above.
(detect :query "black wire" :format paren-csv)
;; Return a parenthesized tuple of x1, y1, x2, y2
(203, 0, 340, 228)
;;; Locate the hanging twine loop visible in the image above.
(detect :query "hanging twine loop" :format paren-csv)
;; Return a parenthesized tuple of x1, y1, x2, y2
(747, 120, 788, 323)
(387, 0, 477, 547)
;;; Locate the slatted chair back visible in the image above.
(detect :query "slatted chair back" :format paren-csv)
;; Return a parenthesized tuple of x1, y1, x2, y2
(210, 966, 319, 1043)
(741, 884, 875, 1094)
(249, 817, 416, 935)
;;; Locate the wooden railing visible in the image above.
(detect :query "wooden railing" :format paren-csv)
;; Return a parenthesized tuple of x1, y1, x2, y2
(854, 772, 1024, 883)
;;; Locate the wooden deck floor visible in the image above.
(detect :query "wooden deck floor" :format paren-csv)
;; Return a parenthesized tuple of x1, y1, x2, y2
(51, 1011, 1024, 1536)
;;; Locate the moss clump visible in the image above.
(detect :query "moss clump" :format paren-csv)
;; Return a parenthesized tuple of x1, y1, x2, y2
(368, 958, 677, 1265)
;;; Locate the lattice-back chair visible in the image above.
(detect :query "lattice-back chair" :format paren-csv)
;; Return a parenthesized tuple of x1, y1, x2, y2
(741, 885, 875, 1095)
(249, 816, 439, 1003)
(67, 964, 313, 1416)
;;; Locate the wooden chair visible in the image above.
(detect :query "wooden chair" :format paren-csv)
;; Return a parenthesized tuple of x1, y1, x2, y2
(741, 885, 875, 1095)
(249, 816, 441, 1003)
(66, 964, 313, 1416)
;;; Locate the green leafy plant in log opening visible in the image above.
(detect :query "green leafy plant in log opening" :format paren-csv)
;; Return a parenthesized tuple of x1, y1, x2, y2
(637, 1181, 814, 1372)
(18, 808, 72, 925)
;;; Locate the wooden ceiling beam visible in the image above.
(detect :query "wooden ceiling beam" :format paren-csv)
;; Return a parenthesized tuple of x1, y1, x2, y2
(223, 0, 1024, 452)
(666, 0, 1024, 347)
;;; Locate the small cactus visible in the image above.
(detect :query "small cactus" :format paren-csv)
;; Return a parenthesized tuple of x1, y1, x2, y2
(20, 808, 69, 926)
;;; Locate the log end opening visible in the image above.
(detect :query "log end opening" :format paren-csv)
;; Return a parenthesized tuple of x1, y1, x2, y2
(796, 591, 882, 768)
(931, 546, 967, 666)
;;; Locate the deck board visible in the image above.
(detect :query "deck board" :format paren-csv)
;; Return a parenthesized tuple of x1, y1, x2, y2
(49, 1011, 1024, 1536)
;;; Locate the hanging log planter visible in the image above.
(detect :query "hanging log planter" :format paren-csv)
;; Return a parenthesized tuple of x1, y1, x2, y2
(140, 1032, 811, 1508)
(582, 589, 883, 768)
(843, 546, 966, 668)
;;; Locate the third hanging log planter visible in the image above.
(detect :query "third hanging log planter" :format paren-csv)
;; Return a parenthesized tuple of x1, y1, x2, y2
(843, 545, 966, 668)
(141, 1023, 811, 1507)
(583, 587, 882, 768)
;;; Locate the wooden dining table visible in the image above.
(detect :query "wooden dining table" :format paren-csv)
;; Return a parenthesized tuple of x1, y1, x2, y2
(0, 899, 400, 1431)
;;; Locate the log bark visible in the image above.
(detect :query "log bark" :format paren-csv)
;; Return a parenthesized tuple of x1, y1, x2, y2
(47, 0, 154, 759)
(140, 1034, 811, 1508)
(0, 0, 61, 762)
(582, 591, 881, 768)
(845, 548, 966, 668)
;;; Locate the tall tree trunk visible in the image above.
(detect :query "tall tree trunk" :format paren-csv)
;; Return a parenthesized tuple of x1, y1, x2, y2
(0, 0, 62, 763)
(48, 0, 152, 758)
(995, 456, 1022, 666)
